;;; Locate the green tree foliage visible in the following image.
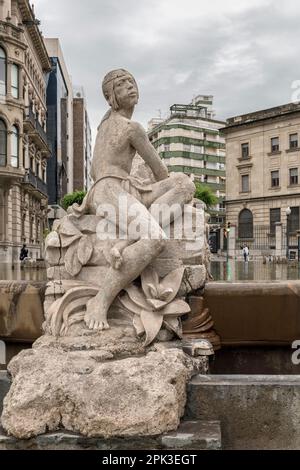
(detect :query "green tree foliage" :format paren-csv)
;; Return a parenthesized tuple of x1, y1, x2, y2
(194, 182, 218, 208)
(61, 190, 87, 210)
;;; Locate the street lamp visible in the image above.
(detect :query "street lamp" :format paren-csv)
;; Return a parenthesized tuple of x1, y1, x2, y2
(286, 206, 291, 260)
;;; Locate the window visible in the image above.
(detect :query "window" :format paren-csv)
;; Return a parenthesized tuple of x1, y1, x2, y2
(42, 168, 46, 182)
(241, 143, 249, 159)
(270, 208, 281, 235)
(11, 125, 19, 168)
(0, 47, 6, 96)
(290, 134, 298, 149)
(271, 137, 279, 152)
(11, 64, 19, 99)
(0, 119, 7, 166)
(239, 209, 253, 238)
(241, 174, 249, 192)
(36, 161, 40, 177)
(271, 170, 280, 187)
(289, 207, 300, 233)
(289, 168, 298, 185)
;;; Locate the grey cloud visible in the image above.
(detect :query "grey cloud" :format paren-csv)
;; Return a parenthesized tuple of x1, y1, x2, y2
(34, 0, 300, 138)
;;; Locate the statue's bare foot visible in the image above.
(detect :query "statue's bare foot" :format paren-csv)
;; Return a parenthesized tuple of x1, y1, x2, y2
(84, 297, 109, 331)
(110, 246, 123, 270)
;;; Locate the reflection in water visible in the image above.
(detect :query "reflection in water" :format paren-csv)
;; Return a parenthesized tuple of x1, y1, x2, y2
(211, 260, 300, 282)
(0, 264, 47, 281)
(1, 261, 300, 283)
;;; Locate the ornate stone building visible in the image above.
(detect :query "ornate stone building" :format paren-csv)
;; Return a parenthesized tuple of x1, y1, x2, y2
(0, 0, 51, 263)
(224, 102, 300, 258)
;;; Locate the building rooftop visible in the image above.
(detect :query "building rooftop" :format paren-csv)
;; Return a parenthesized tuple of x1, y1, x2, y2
(148, 95, 225, 134)
(225, 101, 300, 130)
(19, 0, 51, 71)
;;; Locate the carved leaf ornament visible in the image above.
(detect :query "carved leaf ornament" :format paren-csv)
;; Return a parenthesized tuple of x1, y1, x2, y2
(45, 266, 190, 346)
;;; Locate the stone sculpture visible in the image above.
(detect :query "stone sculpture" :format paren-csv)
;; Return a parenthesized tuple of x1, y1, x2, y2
(43, 68, 206, 345)
(1, 70, 211, 440)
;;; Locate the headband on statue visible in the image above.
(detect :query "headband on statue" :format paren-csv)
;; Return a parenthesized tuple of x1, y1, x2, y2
(102, 69, 138, 110)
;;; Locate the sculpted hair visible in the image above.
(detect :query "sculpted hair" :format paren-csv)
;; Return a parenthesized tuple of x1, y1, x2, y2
(99, 69, 139, 128)
(102, 69, 138, 111)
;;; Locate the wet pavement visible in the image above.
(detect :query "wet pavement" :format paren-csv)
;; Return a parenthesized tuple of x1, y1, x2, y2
(0, 264, 47, 282)
(1, 261, 300, 283)
(210, 260, 300, 282)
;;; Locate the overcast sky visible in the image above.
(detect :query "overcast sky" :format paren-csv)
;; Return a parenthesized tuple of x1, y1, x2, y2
(34, 0, 300, 140)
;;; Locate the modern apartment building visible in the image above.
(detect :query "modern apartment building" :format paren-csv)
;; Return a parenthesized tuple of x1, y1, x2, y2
(224, 102, 300, 258)
(45, 38, 73, 222)
(148, 95, 226, 227)
(73, 86, 92, 191)
(0, 0, 51, 262)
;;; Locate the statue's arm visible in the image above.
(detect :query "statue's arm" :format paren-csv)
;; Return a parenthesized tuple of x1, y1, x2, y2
(129, 122, 169, 181)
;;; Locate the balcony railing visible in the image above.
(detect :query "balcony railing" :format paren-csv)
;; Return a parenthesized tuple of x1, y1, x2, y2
(36, 176, 47, 195)
(24, 108, 50, 152)
(23, 168, 48, 197)
(24, 107, 36, 130)
(0, 20, 22, 40)
(35, 119, 48, 146)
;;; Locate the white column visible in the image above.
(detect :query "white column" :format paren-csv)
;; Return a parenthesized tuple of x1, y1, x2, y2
(275, 222, 282, 258)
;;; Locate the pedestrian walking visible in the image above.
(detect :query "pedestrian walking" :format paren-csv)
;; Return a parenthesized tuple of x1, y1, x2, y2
(242, 245, 249, 262)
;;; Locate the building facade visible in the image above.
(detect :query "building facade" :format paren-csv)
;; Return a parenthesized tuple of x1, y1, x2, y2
(0, 0, 51, 263)
(73, 86, 92, 191)
(148, 95, 226, 251)
(45, 38, 73, 220)
(224, 102, 300, 258)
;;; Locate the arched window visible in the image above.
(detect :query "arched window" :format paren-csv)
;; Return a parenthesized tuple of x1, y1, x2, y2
(0, 119, 7, 166)
(239, 209, 253, 238)
(11, 125, 19, 168)
(0, 46, 6, 96)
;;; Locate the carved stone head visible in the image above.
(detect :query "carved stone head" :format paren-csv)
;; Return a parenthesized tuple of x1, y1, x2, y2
(102, 69, 139, 111)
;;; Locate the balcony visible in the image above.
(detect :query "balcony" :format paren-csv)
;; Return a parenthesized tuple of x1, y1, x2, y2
(0, 20, 23, 43)
(22, 168, 48, 198)
(23, 107, 36, 132)
(24, 109, 51, 155)
(0, 165, 24, 185)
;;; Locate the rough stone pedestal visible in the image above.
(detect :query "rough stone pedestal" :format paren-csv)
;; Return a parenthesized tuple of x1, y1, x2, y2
(1, 326, 207, 440)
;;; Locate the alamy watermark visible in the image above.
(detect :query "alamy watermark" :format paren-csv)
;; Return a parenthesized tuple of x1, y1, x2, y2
(0, 340, 6, 366)
(291, 340, 300, 365)
(95, 198, 205, 251)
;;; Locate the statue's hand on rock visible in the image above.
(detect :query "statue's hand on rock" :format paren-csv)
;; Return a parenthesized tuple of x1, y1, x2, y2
(84, 296, 110, 331)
